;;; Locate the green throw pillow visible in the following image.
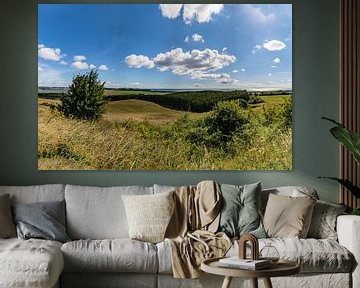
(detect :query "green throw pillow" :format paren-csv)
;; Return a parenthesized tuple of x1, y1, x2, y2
(218, 182, 266, 238)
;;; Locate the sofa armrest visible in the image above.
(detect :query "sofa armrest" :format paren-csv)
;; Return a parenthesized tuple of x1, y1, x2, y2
(337, 215, 360, 288)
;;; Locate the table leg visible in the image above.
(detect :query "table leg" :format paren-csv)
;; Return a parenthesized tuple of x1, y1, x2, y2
(251, 278, 258, 288)
(263, 277, 273, 288)
(221, 276, 233, 288)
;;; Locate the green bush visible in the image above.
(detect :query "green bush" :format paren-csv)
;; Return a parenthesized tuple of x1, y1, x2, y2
(205, 100, 249, 141)
(187, 100, 249, 147)
(248, 95, 264, 104)
(58, 70, 107, 120)
(280, 97, 292, 127)
(263, 96, 292, 128)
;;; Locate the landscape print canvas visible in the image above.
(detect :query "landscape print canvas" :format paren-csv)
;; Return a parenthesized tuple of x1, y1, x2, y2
(38, 4, 292, 170)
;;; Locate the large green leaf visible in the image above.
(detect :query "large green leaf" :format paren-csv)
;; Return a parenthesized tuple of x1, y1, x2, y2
(323, 117, 360, 165)
(319, 177, 360, 199)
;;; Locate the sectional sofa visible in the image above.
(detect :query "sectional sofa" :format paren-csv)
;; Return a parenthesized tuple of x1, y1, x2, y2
(0, 183, 359, 288)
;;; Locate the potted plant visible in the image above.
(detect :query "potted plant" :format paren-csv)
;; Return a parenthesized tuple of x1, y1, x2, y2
(320, 117, 360, 215)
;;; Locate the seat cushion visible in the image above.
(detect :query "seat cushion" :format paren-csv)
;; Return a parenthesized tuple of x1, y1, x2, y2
(157, 238, 354, 274)
(229, 238, 354, 273)
(0, 238, 64, 288)
(61, 239, 158, 273)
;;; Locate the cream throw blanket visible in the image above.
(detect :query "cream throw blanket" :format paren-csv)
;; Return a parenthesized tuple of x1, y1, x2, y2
(165, 181, 231, 279)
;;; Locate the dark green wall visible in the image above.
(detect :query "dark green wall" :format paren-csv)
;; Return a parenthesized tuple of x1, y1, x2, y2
(0, 0, 340, 202)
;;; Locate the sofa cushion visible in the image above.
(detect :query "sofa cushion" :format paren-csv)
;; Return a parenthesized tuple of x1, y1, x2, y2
(0, 184, 65, 204)
(65, 185, 153, 239)
(0, 194, 16, 238)
(233, 238, 353, 273)
(61, 239, 158, 273)
(157, 238, 353, 274)
(0, 238, 64, 288)
(153, 184, 176, 194)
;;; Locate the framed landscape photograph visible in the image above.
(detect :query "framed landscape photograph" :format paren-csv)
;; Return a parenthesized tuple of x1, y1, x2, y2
(38, 4, 292, 170)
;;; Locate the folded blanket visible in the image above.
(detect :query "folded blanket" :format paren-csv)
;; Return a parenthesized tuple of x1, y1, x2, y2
(165, 180, 231, 279)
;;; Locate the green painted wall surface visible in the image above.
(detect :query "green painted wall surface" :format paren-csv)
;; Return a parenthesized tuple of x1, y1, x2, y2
(0, 0, 340, 202)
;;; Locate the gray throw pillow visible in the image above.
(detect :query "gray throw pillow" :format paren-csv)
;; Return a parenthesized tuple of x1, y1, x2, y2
(218, 182, 266, 238)
(307, 200, 347, 240)
(12, 200, 70, 243)
(0, 194, 17, 238)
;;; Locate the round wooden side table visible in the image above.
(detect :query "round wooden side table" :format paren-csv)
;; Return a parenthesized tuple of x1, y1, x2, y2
(201, 257, 300, 288)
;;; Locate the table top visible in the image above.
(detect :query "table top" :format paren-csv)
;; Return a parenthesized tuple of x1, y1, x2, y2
(201, 257, 300, 278)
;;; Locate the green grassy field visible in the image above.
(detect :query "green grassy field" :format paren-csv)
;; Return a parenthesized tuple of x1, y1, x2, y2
(104, 99, 191, 124)
(38, 92, 292, 170)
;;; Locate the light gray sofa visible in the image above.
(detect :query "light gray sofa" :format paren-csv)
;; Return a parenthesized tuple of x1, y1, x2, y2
(0, 184, 359, 288)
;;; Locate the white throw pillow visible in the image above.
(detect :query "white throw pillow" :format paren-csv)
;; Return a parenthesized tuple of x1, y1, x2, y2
(122, 191, 175, 243)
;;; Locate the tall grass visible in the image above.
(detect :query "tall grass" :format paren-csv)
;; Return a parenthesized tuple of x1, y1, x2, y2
(38, 98, 292, 170)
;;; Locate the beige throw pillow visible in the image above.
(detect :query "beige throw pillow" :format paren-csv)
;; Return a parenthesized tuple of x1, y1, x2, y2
(263, 193, 316, 238)
(0, 194, 17, 238)
(122, 191, 175, 243)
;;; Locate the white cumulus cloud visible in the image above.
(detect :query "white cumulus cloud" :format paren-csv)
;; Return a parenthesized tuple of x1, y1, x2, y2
(89, 64, 96, 69)
(183, 4, 224, 24)
(159, 4, 183, 19)
(273, 57, 280, 63)
(98, 65, 109, 71)
(125, 48, 236, 84)
(185, 33, 205, 43)
(192, 33, 204, 43)
(73, 55, 87, 61)
(153, 48, 235, 74)
(241, 68, 246, 72)
(232, 70, 238, 73)
(125, 54, 155, 69)
(160, 4, 223, 24)
(263, 40, 286, 51)
(222, 47, 228, 52)
(71, 61, 89, 70)
(38, 44, 64, 61)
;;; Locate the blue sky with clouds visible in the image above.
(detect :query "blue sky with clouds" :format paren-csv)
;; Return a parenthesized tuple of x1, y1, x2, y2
(38, 4, 292, 90)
